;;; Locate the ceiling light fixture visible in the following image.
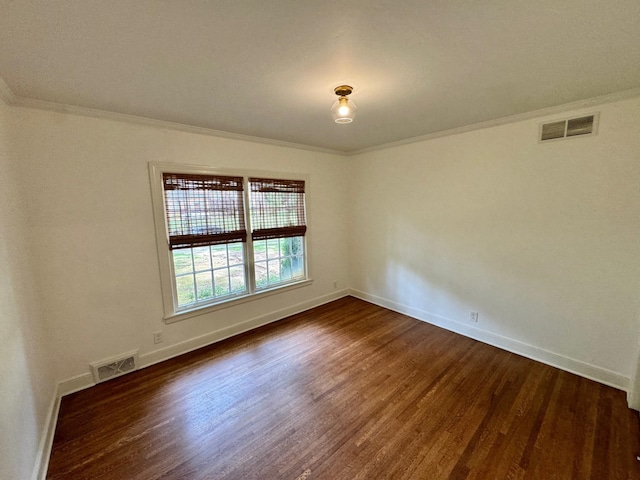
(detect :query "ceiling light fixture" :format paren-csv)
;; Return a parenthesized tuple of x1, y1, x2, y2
(331, 85, 357, 124)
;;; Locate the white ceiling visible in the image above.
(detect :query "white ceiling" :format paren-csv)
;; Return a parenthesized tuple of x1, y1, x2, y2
(1, 1, 639, 153)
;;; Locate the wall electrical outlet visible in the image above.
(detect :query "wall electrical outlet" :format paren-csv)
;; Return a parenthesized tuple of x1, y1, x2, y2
(153, 331, 163, 344)
(470, 311, 479, 323)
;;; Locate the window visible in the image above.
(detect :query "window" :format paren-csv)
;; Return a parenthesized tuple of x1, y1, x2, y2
(163, 173, 248, 307)
(249, 177, 306, 289)
(150, 164, 310, 320)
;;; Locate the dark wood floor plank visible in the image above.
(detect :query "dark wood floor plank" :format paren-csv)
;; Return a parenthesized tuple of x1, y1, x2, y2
(47, 297, 640, 479)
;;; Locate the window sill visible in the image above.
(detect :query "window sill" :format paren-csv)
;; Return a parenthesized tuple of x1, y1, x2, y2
(163, 278, 314, 324)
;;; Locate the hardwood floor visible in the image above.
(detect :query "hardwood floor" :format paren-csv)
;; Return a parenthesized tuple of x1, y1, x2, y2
(47, 297, 640, 479)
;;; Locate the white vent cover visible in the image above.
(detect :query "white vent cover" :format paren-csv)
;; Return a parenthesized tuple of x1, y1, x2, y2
(90, 350, 139, 383)
(539, 113, 598, 142)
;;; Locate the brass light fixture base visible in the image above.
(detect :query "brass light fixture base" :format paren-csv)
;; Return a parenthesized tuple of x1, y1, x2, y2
(334, 85, 353, 97)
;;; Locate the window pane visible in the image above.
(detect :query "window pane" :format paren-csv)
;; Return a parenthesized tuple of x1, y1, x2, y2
(253, 236, 305, 290)
(267, 260, 281, 284)
(228, 243, 244, 266)
(280, 257, 292, 281)
(214, 269, 230, 296)
(229, 266, 246, 293)
(255, 261, 268, 288)
(291, 255, 304, 278)
(212, 244, 229, 268)
(266, 239, 280, 259)
(176, 275, 195, 306)
(192, 246, 212, 271)
(289, 236, 304, 255)
(280, 237, 298, 257)
(174, 243, 248, 307)
(172, 249, 193, 275)
(253, 240, 267, 262)
(195, 271, 213, 301)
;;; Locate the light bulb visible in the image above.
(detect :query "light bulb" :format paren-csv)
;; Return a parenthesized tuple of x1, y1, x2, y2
(331, 95, 357, 124)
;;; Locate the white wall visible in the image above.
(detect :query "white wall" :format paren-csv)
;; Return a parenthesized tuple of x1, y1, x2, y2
(12, 108, 350, 385)
(349, 97, 640, 387)
(0, 102, 56, 478)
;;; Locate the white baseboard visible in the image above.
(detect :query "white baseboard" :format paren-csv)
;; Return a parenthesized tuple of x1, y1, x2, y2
(57, 289, 350, 397)
(31, 384, 61, 480)
(350, 289, 629, 393)
(139, 289, 350, 369)
(57, 372, 96, 397)
(626, 344, 640, 411)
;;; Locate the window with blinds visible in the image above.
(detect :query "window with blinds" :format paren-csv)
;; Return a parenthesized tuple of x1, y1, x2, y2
(152, 165, 309, 317)
(249, 178, 307, 240)
(163, 173, 247, 249)
(249, 178, 307, 289)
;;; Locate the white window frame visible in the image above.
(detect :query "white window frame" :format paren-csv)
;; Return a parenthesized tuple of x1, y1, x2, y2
(149, 162, 312, 323)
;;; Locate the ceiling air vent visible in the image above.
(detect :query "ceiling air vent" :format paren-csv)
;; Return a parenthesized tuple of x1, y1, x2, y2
(539, 113, 598, 142)
(90, 350, 139, 383)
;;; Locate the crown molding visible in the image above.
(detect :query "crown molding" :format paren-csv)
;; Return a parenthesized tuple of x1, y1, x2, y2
(9, 95, 344, 156)
(347, 87, 640, 156)
(0, 75, 16, 105)
(5, 82, 640, 156)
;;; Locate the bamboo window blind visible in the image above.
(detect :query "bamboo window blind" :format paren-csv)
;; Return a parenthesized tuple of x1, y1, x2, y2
(162, 173, 247, 250)
(249, 178, 306, 241)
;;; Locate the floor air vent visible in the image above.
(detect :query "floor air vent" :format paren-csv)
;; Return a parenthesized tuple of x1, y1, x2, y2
(91, 350, 139, 383)
(540, 113, 598, 142)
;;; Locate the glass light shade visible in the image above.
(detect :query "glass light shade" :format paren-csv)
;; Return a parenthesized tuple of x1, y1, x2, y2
(331, 96, 357, 124)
